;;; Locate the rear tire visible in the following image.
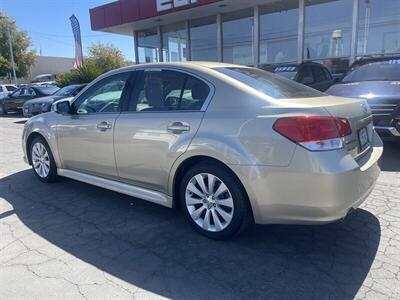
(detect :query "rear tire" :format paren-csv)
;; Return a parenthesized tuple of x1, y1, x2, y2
(179, 162, 252, 240)
(30, 136, 59, 183)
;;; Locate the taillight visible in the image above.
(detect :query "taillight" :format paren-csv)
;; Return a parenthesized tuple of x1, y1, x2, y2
(273, 116, 352, 151)
(335, 117, 352, 137)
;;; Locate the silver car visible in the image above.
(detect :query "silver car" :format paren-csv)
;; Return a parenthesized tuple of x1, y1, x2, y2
(22, 62, 383, 239)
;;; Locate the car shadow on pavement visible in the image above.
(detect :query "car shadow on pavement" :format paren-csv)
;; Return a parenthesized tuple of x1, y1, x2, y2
(0, 169, 380, 299)
(0, 114, 25, 118)
(379, 142, 400, 172)
(0, 115, 27, 123)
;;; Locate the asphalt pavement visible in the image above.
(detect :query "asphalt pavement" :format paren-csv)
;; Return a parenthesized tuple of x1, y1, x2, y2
(1, 116, 400, 300)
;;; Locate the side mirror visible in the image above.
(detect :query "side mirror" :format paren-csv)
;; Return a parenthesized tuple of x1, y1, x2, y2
(52, 100, 71, 114)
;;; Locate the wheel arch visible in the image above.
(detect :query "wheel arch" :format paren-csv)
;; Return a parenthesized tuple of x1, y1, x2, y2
(170, 155, 254, 220)
(26, 132, 47, 165)
(26, 130, 59, 167)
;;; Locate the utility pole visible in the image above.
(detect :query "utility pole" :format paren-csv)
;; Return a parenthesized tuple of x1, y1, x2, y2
(1, 14, 17, 85)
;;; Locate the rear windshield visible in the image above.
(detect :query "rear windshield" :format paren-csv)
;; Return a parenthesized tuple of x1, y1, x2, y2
(342, 60, 400, 82)
(215, 67, 325, 99)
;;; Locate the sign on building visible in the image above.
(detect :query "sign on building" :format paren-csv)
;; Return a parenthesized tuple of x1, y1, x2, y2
(156, 0, 198, 12)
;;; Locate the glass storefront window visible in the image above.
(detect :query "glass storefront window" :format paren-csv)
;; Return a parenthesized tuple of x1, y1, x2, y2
(137, 28, 159, 63)
(162, 23, 188, 62)
(190, 17, 218, 61)
(260, 1, 299, 65)
(358, 0, 400, 55)
(304, 0, 353, 60)
(222, 10, 254, 65)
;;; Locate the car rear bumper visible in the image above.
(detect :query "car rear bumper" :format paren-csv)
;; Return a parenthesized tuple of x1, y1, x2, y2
(231, 131, 383, 225)
(374, 125, 400, 138)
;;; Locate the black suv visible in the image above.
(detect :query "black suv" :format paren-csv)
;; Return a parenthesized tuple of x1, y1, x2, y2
(327, 56, 400, 141)
(263, 62, 335, 91)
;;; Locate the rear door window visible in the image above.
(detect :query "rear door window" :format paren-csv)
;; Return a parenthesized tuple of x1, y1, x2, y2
(130, 70, 210, 112)
(6, 86, 17, 92)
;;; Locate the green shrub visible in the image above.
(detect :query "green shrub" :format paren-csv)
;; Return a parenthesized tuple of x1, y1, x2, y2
(56, 62, 102, 87)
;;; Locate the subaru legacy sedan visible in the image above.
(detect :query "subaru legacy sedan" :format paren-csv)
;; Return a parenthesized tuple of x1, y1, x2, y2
(22, 62, 383, 239)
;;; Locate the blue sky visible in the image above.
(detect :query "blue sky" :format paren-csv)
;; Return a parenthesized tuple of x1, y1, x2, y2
(1, 0, 134, 60)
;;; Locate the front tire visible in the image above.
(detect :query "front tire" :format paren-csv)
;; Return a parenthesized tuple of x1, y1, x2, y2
(180, 163, 252, 240)
(0, 104, 7, 115)
(30, 137, 59, 182)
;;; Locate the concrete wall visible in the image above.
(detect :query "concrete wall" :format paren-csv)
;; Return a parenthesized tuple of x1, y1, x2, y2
(0, 56, 75, 84)
(29, 56, 74, 80)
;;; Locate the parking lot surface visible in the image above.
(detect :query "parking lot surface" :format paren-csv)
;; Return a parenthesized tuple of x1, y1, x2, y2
(1, 116, 400, 300)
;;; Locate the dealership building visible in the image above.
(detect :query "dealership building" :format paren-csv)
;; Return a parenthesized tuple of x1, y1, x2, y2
(90, 0, 400, 73)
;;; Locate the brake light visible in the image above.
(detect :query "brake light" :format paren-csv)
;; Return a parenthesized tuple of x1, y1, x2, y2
(273, 116, 352, 151)
(335, 117, 352, 137)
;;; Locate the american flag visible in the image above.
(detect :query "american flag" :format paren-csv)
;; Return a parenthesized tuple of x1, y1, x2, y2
(70, 14, 83, 68)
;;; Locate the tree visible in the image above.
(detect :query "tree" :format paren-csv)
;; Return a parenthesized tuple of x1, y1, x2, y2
(0, 14, 36, 78)
(56, 42, 128, 87)
(87, 42, 127, 72)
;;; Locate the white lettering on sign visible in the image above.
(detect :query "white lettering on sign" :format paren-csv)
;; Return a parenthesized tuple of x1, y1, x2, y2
(156, 0, 198, 12)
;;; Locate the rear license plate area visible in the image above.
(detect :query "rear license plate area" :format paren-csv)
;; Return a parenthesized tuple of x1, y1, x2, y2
(358, 127, 369, 151)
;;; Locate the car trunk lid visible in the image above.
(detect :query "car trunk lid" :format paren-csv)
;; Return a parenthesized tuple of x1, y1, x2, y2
(285, 96, 374, 158)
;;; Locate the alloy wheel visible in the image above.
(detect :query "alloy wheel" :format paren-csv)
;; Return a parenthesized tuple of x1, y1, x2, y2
(32, 142, 50, 178)
(185, 173, 234, 232)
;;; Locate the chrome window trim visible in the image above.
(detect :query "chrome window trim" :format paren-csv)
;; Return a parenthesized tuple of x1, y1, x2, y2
(126, 66, 216, 113)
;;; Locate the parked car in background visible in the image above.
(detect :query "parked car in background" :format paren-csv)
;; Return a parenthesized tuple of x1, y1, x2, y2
(23, 84, 86, 117)
(0, 84, 18, 100)
(326, 56, 400, 141)
(31, 74, 57, 86)
(0, 86, 59, 115)
(263, 62, 335, 91)
(23, 62, 382, 239)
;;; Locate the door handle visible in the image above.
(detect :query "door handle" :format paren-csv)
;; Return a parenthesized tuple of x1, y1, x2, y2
(167, 122, 190, 134)
(97, 121, 112, 131)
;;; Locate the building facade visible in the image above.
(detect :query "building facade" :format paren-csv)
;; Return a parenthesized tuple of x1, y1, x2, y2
(29, 56, 74, 80)
(0, 56, 74, 84)
(90, 0, 400, 73)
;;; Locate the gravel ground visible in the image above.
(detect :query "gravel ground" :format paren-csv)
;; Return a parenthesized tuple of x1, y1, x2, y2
(1, 116, 400, 300)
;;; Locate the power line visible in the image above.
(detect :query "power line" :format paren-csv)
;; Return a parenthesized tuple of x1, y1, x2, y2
(26, 30, 111, 38)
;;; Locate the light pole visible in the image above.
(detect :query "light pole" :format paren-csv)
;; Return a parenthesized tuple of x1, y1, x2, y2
(0, 14, 17, 85)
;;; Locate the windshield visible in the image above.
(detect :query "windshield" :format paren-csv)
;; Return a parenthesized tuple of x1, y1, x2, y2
(54, 85, 78, 97)
(36, 87, 60, 96)
(215, 67, 325, 99)
(342, 60, 400, 82)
